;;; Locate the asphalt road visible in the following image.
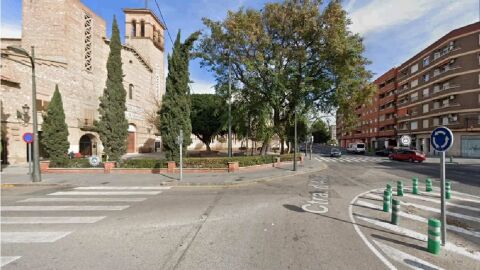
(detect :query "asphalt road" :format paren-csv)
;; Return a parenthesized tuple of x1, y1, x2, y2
(1, 156, 479, 269)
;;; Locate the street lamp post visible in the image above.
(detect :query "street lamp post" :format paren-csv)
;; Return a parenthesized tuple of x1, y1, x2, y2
(293, 110, 297, 171)
(227, 52, 232, 158)
(8, 45, 41, 182)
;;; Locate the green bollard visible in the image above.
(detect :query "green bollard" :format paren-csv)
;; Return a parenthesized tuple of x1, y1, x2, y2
(397, 181, 404, 196)
(412, 177, 419, 195)
(428, 218, 441, 255)
(386, 184, 392, 204)
(426, 178, 432, 192)
(383, 190, 391, 212)
(391, 199, 400, 225)
(446, 182, 452, 200)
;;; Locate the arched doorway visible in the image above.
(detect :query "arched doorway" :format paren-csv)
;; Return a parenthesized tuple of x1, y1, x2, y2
(79, 134, 96, 156)
(127, 124, 136, 153)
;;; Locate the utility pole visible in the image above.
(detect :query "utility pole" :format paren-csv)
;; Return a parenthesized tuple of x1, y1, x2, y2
(293, 110, 297, 171)
(228, 52, 232, 158)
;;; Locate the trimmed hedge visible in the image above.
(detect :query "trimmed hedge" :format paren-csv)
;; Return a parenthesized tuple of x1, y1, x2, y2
(49, 158, 101, 168)
(118, 159, 167, 169)
(278, 153, 302, 162)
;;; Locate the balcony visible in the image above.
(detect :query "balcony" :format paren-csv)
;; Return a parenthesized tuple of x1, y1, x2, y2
(378, 118, 395, 126)
(379, 81, 396, 93)
(78, 118, 96, 131)
(377, 130, 396, 137)
(379, 94, 395, 106)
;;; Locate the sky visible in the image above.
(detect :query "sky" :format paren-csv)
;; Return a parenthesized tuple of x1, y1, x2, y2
(1, 0, 479, 96)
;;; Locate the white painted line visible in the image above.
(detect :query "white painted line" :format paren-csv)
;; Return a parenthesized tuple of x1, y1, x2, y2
(18, 197, 147, 203)
(48, 191, 161, 196)
(315, 157, 323, 162)
(1, 232, 72, 243)
(403, 194, 480, 213)
(1, 256, 21, 267)
(372, 240, 444, 270)
(74, 186, 171, 190)
(1, 216, 106, 224)
(401, 202, 480, 223)
(356, 200, 480, 239)
(356, 215, 480, 261)
(349, 191, 397, 270)
(1, 205, 129, 211)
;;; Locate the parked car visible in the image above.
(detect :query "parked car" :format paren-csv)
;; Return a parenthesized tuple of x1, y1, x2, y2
(330, 148, 342, 157)
(389, 149, 426, 163)
(375, 148, 393, 157)
(347, 143, 365, 154)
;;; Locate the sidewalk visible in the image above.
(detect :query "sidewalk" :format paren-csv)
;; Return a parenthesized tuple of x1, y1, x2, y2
(0, 158, 326, 187)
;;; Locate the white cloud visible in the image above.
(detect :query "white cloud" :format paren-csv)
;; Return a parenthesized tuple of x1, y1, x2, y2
(347, 0, 451, 36)
(1, 22, 21, 38)
(189, 79, 215, 94)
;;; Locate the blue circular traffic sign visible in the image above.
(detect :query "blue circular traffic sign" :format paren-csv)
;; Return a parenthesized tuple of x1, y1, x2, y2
(431, 126, 453, 152)
(22, 132, 34, 143)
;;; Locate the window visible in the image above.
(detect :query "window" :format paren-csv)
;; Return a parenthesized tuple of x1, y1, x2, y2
(433, 118, 439, 126)
(128, 84, 133, 100)
(140, 20, 145, 37)
(410, 92, 418, 101)
(442, 117, 448, 125)
(411, 64, 419, 73)
(442, 82, 450, 90)
(423, 74, 430, 82)
(423, 104, 429, 113)
(433, 84, 440, 93)
(478, 53, 480, 65)
(434, 52, 441, 60)
(84, 12, 93, 72)
(131, 20, 137, 37)
(478, 74, 480, 85)
(433, 101, 440, 109)
(423, 119, 429, 128)
(411, 79, 418, 88)
(423, 56, 430, 66)
(36, 99, 49, 112)
(423, 88, 429, 97)
(411, 121, 418, 130)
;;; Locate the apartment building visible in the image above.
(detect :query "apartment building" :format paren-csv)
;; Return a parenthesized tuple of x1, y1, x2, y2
(396, 22, 480, 157)
(337, 68, 397, 150)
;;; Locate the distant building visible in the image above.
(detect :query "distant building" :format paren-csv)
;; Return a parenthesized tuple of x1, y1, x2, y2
(337, 22, 480, 157)
(329, 125, 336, 143)
(1, 0, 166, 164)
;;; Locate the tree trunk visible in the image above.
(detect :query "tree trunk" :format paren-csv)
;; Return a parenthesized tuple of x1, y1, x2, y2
(260, 138, 269, 156)
(280, 137, 285, 154)
(205, 143, 211, 152)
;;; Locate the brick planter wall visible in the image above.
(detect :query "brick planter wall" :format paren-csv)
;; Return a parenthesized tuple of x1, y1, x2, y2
(103, 161, 115, 174)
(40, 161, 50, 173)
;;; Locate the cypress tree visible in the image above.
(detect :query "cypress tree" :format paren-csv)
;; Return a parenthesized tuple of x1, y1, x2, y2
(41, 84, 69, 166)
(158, 30, 199, 160)
(96, 16, 128, 161)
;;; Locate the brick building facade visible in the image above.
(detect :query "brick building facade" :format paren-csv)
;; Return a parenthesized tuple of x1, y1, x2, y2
(1, 0, 166, 164)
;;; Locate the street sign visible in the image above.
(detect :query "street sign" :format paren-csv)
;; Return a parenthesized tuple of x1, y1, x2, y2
(400, 135, 411, 146)
(89, 156, 101, 167)
(431, 126, 454, 152)
(430, 126, 454, 247)
(22, 132, 34, 144)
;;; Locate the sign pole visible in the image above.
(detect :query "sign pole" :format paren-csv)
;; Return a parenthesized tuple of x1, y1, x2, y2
(179, 129, 183, 181)
(440, 151, 446, 245)
(28, 143, 32, 177)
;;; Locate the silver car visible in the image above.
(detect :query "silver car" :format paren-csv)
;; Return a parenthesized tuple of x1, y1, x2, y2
(330, 148, 342, 157)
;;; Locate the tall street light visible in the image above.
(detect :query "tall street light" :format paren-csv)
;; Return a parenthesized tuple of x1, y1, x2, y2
(293, 109, 297, 171)
(8, 46, 41, 182)
(227, 51, 232, 158)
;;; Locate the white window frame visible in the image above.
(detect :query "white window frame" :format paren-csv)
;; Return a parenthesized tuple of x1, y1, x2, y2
(423, 103, 429, 113)
(423, 88, 429, 97)
(423, 119, 429, 129)
(423, 56, 430, 66)
(411, 64, 419, 73)
(411, 121, 418, 130)
(411, 79, 418, 88)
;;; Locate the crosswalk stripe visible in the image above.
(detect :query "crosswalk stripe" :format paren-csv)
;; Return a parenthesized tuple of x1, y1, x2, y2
(18, 197, 147, 203)
(1, 232, 72, 243)
(401, 202, 480, 223)
(403, 194, 480, 213)
(48, 191, 162, 196)
(1, 216, 106, 224)
(1, 205, 129, 211)
(1, 256, 21, 267)
(372, 240, 444, 270)
(74, 186, 171, 190)
(355, 200, 480, 239)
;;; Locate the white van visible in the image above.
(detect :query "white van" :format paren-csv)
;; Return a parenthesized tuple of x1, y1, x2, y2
(347, 143, 366, 154)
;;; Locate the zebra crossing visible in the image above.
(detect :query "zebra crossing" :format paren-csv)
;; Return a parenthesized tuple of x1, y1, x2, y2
(0, 185, 170, 268)
(350, 185, 480, 269)
(315, 156, 390, 163)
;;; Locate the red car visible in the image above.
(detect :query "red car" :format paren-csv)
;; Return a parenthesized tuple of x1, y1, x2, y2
(389, 149, 426, 163)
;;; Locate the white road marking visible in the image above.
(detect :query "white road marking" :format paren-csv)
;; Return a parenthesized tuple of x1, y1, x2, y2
(356, 215, 480, 261)
(74, 186, 171, 190)
(1, 216, 106, 224)
(372, 240, 444, 270)
(1, 205, 129, 211)
(348, 191, 397, 270)
(1, 232, 72, 243)
(1, 256, 21, 267)
(401, 202, 480, 223)
(403, 194, 480, 213)
(48, 191, 162, 196)
(18, 197, 147, 202)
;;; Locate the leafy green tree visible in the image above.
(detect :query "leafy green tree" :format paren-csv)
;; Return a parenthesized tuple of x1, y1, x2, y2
(96, 16, 128, 162)
(190, 94, 227, 151)
(197, 0, 374, 150)
(158, 30, 200, 160)
(41, 85, 69, 165)
(310, 119, 330, 144)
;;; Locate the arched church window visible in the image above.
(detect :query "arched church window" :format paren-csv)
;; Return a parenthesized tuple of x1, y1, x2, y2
(129, 84, 133, 100)
(131, 20, 137, 37)
(140, 21, 145, 37)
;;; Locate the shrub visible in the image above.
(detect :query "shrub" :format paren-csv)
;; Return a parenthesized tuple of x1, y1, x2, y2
(118, 159, 167, 169)
(279, 153, 302, 162)
(50, 158, 100, 168)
